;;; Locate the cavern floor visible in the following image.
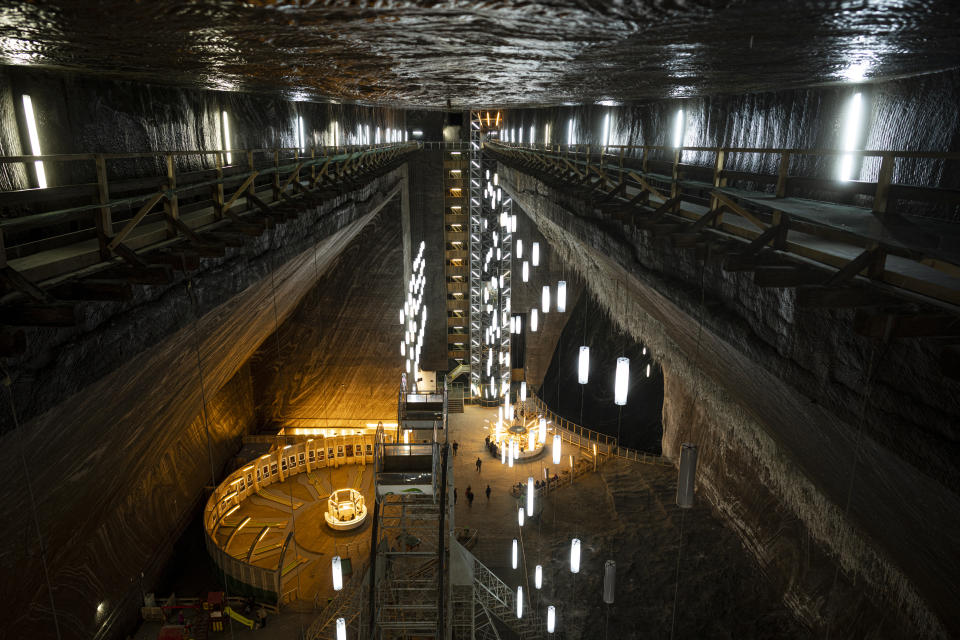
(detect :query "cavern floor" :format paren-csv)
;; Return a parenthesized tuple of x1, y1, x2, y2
(449, 405, 812, 639)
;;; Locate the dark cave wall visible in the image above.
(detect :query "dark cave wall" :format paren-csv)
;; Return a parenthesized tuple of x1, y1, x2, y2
(0, 170, 404, 640)
(250, 201, 407, 426)
(539, 292, 664, 454)
(0, 65, 409, 190)
(502, 68, 960, 219)
(500, 164, 960, 638)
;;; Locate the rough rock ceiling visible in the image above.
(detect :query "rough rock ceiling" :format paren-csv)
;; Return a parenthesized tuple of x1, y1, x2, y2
(0, 1, 958, 107)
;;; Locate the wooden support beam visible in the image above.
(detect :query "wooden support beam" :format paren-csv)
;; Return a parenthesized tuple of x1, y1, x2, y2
(143, 251, 201, 272)
(0, 303, 77, 326)
(643, 197, 681, 225)
(49, 279, 134, 301)
(163, 155, 179, 238)
(795, 285, 893, 309)
(222, 172, 259, 216)
(740, 221, 786, 256)
(0, 265, 53, 303)
(721, 251, 786, 272)
(823, 247, 881, 287)
(94, 154, 114, 260)
(112, 243, 148, 269)
(754, 266, 827, 287)
(711, 191, 768, 232)
(107, 191, 166, 251)
(854, 312, 960, 339)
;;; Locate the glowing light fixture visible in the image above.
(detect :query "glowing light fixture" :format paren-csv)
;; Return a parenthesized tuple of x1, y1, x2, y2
(602, 112, 612, 148)
(512, 538, 518, 569)
(336, 617, 347, 640)
(298, 115, 305, 152)
(672, 109, 684, 149)
(547, 606, 556, 633)
(517, 239, 523, 259)
(518, 507, 525, 526)
(578, 346, 590, 384)
(839, 92, 863, 182)
(532, 242, 540, 266)
(556, 280, 567, 312)
(517, 586, 524, 618)
(527, 476, 534, 516)
(541, 285, 550, 313)
(530, 308, 538, 332)
(332, 555, 343, 591)
(535, 564, 543, 589)
(553, 434, 561, 464)
(615, 357, 629, 406)
(522, 261, 529, 282)
(539, 417, 546, 444)
(567, 118, 574, 145)
(570, 538, 581, 573)
(221, 110, 232, 164)
(646, 363, 651, 378)
(21, 95, 45, 188)
(520, 381, 527, 401)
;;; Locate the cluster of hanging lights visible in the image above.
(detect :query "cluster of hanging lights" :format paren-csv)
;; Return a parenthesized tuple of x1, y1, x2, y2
(400, 241, 427, 382)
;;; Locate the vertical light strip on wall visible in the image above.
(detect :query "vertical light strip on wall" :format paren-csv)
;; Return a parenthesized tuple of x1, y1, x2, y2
(22, 95, 46, 188)
(567, 118, 574, 145)
(530, 125, 535, 145)
(602, 112, 611, 148)
(221, 110, 232, 164)
(298, 115, 305, 152)
(839, 92, 863, 181)
(672, 109, 684, 149)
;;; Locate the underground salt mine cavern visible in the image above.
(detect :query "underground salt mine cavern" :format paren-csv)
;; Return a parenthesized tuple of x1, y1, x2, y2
(0, 1, 959, 639)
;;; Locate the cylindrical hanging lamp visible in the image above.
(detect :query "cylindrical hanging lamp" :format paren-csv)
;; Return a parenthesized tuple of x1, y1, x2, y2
(332, 555, 343, 591)
(532, 242, 540, 266)
(512, 539, 518, 569)
(603, 560, 616, 604)
(527, 476, 534, 516)
(542, 285, 550, 313)
(535, 564, 543, 589)
(614, 357, 629, 406)
(553, 434, 561, 464)
(556, 280, 567, 312)
(677, 443, 698, 508)
(578, 346, 590, 384)
(547, 606, 556, 633)
(570, 538, 581, 573)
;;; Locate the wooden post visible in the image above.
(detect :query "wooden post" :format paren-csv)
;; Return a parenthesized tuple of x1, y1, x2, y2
(775, 151, 791, 198)
(94, 154, 114, 259)
(272, 149, 280, 201)
(873, 154, 895, 216)
(711, 148, 726, 212)
(163, 154, 179, 238)
(213, 152, 224, 219)
(246, 150, 256, 210)
(310, 147, 316, 186)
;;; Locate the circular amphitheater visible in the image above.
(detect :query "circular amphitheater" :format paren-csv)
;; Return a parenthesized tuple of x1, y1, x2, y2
(204, 435, 375, 607)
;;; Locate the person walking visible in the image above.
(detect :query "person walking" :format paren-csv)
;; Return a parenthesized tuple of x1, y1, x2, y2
(476, 457, 482, 473)
(467, 488, 475, 507)
(485, 484, 491, 500)
(453, 441, 459, 456)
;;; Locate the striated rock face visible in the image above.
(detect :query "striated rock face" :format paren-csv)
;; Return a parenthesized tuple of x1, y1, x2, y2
(500, 164, 960, 638)
(0, 170, 405, 639)
(0, 2, 958, 106)
(531, 458, 814, 639)
(250, 199, 407, 424)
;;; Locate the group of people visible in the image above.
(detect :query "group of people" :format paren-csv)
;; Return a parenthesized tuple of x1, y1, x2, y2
(454, 484, 492, 506)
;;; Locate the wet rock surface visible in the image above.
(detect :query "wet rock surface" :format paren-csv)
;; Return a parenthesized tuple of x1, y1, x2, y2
(0, 1, 958, 106)
(499, 164, 960, 637)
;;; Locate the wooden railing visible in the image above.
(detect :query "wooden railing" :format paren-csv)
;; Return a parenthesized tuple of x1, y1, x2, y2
(488, 141, 960, 314)
(524, 392, 671, 467)
(0, 142, 418, 284)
